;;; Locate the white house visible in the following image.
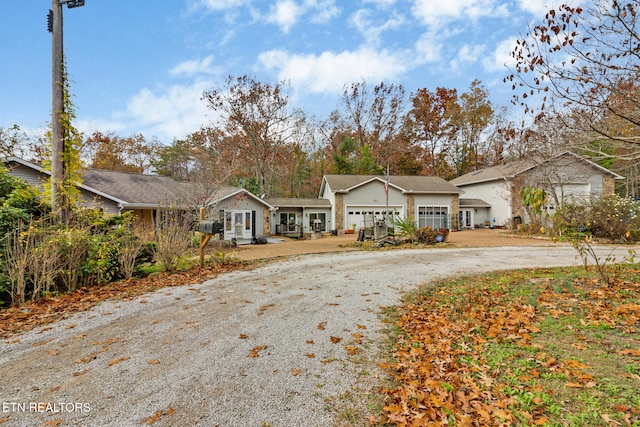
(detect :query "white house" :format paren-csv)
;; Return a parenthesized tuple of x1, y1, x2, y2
(450, 151, 623, 228)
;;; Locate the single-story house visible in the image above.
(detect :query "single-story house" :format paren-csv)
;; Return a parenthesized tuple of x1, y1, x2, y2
(450, 151, 624, 228)
(319, 174, 462, 232)
(3, 156, 276, 240)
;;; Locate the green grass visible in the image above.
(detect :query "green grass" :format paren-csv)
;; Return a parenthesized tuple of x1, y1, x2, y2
(375, 264, 640, 426)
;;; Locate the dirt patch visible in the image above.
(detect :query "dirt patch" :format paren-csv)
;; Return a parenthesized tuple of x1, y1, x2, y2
(232, 229, 557, 261)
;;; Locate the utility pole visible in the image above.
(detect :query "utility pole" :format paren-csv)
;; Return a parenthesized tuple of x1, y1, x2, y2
(51, 0, 64, 215)
(49, 0, 85, 218)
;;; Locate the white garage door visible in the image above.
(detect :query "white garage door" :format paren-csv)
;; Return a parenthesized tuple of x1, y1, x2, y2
(346, 206, 402, 230)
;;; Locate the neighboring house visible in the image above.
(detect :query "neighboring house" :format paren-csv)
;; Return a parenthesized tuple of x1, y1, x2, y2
(450, 151, 624, 228)
(265, 198, 332, 237)
(319, 174, 462, 232)
(3, 156, 276, 240)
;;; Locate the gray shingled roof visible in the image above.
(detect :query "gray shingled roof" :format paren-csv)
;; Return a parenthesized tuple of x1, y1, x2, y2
(459, 198, 491, 208)
(323, 174, 461, 194)
(265, 198, 331, 208)
(450, 151, 623, 187)
(82, 169, 241, 207)
(449, 162, 528, 186)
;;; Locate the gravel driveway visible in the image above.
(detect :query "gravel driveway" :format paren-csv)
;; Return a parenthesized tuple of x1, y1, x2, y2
(0, 244, 631, 426)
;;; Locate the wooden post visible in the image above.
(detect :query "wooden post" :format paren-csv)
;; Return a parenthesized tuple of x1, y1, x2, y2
(199, 207, 206, 268)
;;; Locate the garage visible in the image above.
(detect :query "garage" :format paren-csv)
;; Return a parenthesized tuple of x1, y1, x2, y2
(346, 206, 402, 230)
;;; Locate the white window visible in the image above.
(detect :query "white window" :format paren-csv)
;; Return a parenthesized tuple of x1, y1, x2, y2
(418, 206, 449, 229)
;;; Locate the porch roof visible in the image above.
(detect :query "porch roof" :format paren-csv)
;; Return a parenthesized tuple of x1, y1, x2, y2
(459, 198, 491, 208)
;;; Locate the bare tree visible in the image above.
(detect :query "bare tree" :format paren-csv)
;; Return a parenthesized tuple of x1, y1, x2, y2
(506, 0, 640, 194)
(330, 80, 407, 173)
(202, 75, 305, 197)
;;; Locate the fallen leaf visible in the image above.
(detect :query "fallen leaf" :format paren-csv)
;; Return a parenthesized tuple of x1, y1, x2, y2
(238, 334, 249, 339)
(565, 382, 583, 388)
(141, 407, 175, 425)
(74, 354, 97, 364)
(305, 339, 314, 344)
(292, 369, 302, 376)
(357, 324, 367, 329)
(148, 359, 160, 365)
(247, 345, 268, 358)
(317, 322, 327, 331)
(305, 353, 315, 358)
(257, 304, 274, 316)
(618, 348, 640, 356)
(73, 369, 91, 376)
(346, 345, 359, 355)
(352, 333, 363, 344)
(107, 356, 130, 366)
(330, 336, 342, 344)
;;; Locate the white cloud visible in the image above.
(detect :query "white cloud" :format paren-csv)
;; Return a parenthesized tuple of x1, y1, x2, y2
(75, 118, 127, 136)
(194, 0, 250, 11)
(414, 30, 444, 64)
(350, 8, 406, 46)
(362, 0, 397, 6)
(449, 44, 485, 72)
(304, 0, 340, 24)
(518, 0, 581, 16)
(266, 0, 303, 33)
(123, 81, 211, 141)
(411, 0, 507, 26)
(169, 55, 217, 77)
(483, 37, 518, 72)
(257, 47, 409, 95)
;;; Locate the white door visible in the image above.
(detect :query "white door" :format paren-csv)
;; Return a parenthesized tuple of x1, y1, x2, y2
(346, 206, 401, 230)
(460, 209, 473, 228)
(225, 210, 253, 239)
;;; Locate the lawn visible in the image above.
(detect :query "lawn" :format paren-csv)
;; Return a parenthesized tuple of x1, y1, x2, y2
(375, 264, 640, 426)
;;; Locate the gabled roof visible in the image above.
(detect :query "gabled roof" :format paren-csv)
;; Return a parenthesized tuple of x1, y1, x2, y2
(3, 156, 272, 210)
(450, 151, 623, 187)
(265, 198, 331, 208)
(320, 174, 461, 196)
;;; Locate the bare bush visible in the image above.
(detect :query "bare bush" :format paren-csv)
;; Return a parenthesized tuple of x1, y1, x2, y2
(118, 233, 144, 279)
(151, 208, 193, 271)
(3, 225, 31, 305)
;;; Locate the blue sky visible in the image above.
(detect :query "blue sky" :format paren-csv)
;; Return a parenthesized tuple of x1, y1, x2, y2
(1, 0, 573, 145)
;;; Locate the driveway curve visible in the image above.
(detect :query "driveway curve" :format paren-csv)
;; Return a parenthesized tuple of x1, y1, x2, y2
(0, 244, 631, 426)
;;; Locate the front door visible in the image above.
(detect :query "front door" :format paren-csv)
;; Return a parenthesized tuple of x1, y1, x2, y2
(225, 210, 254, 239)
(459, 209, 473, 229)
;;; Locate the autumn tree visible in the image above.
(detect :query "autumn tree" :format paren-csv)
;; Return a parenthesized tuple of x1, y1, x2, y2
(507, 0, 640, 195)
(83, 132, 158, 174)
(454, 80, 494, 174)
(405, 87, 459, 176)
(202, 75, 305, 197)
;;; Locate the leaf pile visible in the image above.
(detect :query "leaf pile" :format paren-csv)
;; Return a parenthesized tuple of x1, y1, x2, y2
(0, 264, 244, 338)
(378, 266, 640, 426)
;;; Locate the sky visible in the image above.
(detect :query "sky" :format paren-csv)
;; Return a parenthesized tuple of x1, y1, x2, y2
(1, 0, 575, 145)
